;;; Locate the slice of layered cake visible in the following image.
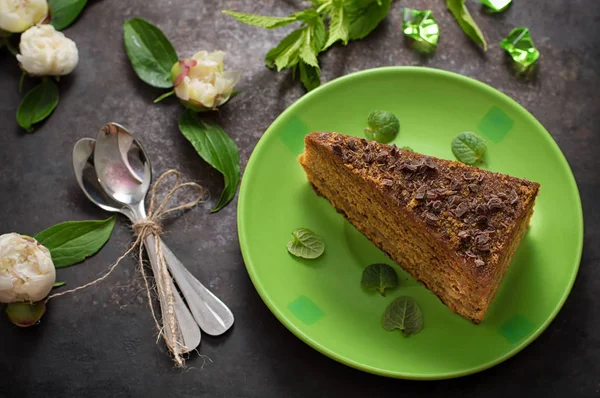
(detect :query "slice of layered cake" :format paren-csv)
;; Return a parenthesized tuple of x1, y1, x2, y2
(299, 132, 539, 323)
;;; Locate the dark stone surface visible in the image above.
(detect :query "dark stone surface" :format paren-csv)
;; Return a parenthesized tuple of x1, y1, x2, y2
(1, 0, 599, 396)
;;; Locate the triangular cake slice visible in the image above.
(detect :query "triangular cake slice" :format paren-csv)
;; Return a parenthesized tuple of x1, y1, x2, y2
(299, 132, 540, 323)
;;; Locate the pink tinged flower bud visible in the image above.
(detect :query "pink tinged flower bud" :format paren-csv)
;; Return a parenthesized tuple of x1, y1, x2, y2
(170, 51, 241, 112)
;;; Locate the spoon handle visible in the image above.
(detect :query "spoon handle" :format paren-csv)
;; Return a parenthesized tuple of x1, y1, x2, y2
(144, 235, 201, 353)
(159, 238, 235, 336)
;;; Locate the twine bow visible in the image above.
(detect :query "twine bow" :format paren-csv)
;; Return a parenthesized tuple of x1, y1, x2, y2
(47, 170, 204, 367)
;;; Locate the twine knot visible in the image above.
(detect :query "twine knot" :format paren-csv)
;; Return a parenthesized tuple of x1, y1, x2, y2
(47, 169, 204, 368)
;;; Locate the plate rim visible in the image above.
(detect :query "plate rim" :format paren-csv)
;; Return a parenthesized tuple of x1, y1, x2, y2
(237, 66, 584, 380)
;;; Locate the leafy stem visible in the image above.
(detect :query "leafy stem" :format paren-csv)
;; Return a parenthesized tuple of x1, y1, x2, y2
(2, 35, 17, 56)
(153, 89, 175, 103)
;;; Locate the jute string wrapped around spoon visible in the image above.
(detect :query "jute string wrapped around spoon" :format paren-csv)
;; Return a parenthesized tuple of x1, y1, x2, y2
(47, 170, 204, 367)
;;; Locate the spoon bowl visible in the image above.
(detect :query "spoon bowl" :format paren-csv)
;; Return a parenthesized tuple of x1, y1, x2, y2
(94, 123, 151, 213)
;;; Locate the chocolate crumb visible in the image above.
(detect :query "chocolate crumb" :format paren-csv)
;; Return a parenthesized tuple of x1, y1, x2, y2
(454, 201, 469, 218)
(475, 259, 485, 267)
(382, 179, 393, 187)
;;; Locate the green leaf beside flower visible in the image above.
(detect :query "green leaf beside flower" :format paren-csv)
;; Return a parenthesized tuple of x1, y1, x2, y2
(123, 18, 178, 88)
(48, 0, 88, 30)
(16, 78, 59, 133)
(34, 216, 116, 268)
(178, 111, 241, 212)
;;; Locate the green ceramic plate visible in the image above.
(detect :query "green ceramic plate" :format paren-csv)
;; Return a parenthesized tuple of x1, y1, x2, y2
(237, 67, 583, 379)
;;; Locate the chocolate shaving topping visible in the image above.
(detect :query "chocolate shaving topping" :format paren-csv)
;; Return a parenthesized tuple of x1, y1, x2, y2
(510, 189, 519, 204)
(487, 197, 503, 210)
(426, 190, 438, 200)
(430, 200, 443, 211)
(423, 157, 437, 169)
(458, 230, 470, 239)
(468, 183, 480, 193)
(465, 250, 477, 258)
(415, 185, 427, 200)
(475, 259, 485, 267)
(332, 144, 342, 156)
(348, 140, 356, 151)
(382, 179, 393, 187)
(424, 211, 439, 224)
(454, 201, 469, 218)
(463, 172, 475, 181)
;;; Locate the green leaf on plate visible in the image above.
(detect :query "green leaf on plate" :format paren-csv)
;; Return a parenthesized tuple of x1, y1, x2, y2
(16, 78, 59, 133)
(364, 110, 400, 143)
(34, 216, 116, 268)
(287, 228, 325, 259)
(123, 18, 178, 88)
(48, 0, 88, 30)
(221, 10, 299, 29)
(361, 263, 398, 296)
(382, 296, 423, 336)
(323, 0, 349, 49)
(446, 0, 487, 51)
(53, 281, 66, 288)
(178, 110, 241, 212)
(451, 131, 487, 165)
(345, 0, 391, 41)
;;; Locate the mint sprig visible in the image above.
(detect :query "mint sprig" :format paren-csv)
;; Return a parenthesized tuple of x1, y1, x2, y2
(223, 0, 391, 91)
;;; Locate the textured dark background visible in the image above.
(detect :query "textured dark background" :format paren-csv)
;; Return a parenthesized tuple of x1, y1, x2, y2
(1, 0, 599, 396)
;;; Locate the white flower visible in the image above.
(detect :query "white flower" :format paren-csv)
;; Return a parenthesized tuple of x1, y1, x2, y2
(0, 233, 55, 303)
(171, 51, 241, 111)
(17, 24, 79, 76)
(0, 0, 47, 33)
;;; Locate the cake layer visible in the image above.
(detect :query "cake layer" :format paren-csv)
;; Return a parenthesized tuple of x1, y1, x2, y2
(299, 132, 539, 323)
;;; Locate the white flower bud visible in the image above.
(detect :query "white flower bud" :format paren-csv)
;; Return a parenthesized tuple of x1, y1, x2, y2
(17, 24, 79, 76)
(0, 0, 48, 33)
(171, 51, 241, 111)
(0, 233, 55, 303)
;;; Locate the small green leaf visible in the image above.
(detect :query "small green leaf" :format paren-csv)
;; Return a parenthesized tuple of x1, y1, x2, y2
(299, 60, 321, 91)
(364, 110, 400, 143)
(53, 281, 66, 288)
(323, 0, 350, 49)
(222, 10, 299, 29)
(287, 228, 325, 259)
(34, 216, 116, 268)
(123, 18, 178, 88)
(451, 131, 487, 165)
(48, 0, 87, 30)
(178, 110, 240, 212)
(265, 28, 304, 70)
(345, 0, 391, 41)
(16, 78, 59, 133)
(361, 263, 398, 296)
(6, 301, 46, 327)
(446, 0, 487, 51)
(382, 296, 423, 336)
(297, 9, 326, 67)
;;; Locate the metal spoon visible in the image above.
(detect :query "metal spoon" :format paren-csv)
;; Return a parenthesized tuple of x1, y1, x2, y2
(92, 123, 235, 336)
(73, 138, 201, 353)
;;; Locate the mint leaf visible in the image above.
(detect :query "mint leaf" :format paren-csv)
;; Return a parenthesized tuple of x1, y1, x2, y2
(222, 10, 298, 29)
(446, 0, 487, 51)
(34, 216, 116, 268)
(346, 0, 391, 40)
(178, 110, 240, 212)
(361, 263, 398, 296)
(123, 18, 178, 88)
(364, 110, 400, 143)
(265, 28, 304, 70)
(382, 296, 423, 336)
(451, 132, 487, 165)
(287, 228, 325, 259)
(16, 78, 59, 133)
(299, 61, 321, 91)
(48, 0, 87, 30)
(323, 0, 349, 49)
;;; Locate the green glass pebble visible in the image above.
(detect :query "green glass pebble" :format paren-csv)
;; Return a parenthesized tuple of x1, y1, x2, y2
(401, 8, 440, 54)
(500, 27, 540, 78)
